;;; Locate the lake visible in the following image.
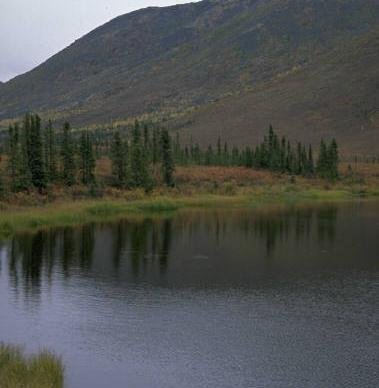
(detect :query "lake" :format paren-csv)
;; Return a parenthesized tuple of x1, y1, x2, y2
(0, 201, 378, 387)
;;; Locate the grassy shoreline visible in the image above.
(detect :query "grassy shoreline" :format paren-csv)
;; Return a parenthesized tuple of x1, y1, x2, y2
(0, 344, 64, 388)
(0, 184, 378, 239)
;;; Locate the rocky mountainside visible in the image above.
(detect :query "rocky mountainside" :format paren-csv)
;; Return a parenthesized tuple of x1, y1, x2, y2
(0, 0, 378, 154)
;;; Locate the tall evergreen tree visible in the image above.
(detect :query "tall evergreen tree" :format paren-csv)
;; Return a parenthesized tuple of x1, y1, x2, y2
(110, 131, 127, 188)
(152, 127, 161, 164)
(143, 124, 151, 162)
(27, 114, 46, 191)
(61, 121, 76, 186)
(296, 142, 303, 175)
(305, 144, 314, 176)
(223, 142, 229, 166)
(317, 140, 328, 178)
(7, 124, 19, 191)
(244, 146, 253, 167)
(217, 136, 222, 164)
(328, 139, 339, 180)
(44, 120, 57, 183)
(19, 123, 32, 191)
(79, 131, 96, 185)
(285, 140, 292, 173)
(280, 136, 287, 172)
(130, 120, 151, 189)
(160, 129, 175, 187)
(205, 145, 214, 165)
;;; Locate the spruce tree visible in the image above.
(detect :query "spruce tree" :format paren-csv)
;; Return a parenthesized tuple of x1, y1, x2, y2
(328, 139, 339, 180)
(231, 146, 240, 166)
(317, 140, 328, 178)
(79, 131, 96, 185)
(184, 145, 190, 165)
(306, 144, 314, 176)
(223, 142, 229, 166)
(280, 136, 286, 172)
(19, 123, 32, 191)
(61, 121, 76, 186)
(44, 120, 57, 183)
(301, 145, 307, 176)
(143, 124, 151, 162)
(193, 143, 201, 165)
(7, 124, 19, 191)
(296, 142, 303, 175)
(160, 129, 175, 187)
(130, 120, 151, 189)
(259, 140, 268, 168)
(285, 141, 292, 173)
(152, 127, 161, 164)
(173, 132, 181, 163)
(217, 136, 222, 164)
(205, 145, 214, 165)
(27, 114, 46, 191)
(110, 131, 127, 188)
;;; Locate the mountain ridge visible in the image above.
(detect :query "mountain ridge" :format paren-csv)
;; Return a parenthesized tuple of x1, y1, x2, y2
(0, 0, 378, 154)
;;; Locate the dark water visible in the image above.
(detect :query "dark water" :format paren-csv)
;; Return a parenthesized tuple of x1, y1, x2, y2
(0, 201, 378, 388)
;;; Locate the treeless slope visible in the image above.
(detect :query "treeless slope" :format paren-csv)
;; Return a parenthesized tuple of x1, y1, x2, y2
(171, 29, 379, 155)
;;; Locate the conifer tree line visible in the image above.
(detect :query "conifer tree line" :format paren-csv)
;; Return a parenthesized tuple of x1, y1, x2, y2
(171, 125, 339, 180)
(3, 114, 339, 194)
(6, 114, 97, 192)
(109, 121, 174, 189)
(4, 114, 175, 193)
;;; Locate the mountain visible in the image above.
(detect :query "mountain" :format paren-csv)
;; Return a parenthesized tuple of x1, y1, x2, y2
(0, 0, 378, 155)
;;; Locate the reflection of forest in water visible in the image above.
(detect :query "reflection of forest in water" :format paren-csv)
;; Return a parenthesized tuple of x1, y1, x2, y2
(2, 204, 340, 297)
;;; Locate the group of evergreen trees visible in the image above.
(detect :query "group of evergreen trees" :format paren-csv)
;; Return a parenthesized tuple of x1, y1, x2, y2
(171, 125, 339, 179)
(3, 114, 339, 195)
(7, 114, 96, 192)
(5, 114, 175, 193)
(109, 122, 174, 189)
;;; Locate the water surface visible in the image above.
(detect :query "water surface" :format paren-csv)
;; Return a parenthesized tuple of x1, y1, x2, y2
(0, 201, 378, 387)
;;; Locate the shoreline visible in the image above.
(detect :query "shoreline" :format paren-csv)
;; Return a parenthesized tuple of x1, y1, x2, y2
(0, 186, 378, 239)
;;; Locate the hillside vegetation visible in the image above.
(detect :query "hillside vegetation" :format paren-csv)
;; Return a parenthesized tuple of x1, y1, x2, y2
(0, 0, 378, 154)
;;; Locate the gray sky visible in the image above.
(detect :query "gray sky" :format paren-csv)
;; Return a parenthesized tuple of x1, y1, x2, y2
(0, 0, 196, 82)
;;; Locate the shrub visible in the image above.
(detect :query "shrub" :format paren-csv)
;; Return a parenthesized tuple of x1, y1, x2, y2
(220, 181, 237, 196)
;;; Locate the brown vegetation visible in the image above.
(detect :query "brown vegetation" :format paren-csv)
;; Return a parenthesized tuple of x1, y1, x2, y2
(0, 161, 378, 208)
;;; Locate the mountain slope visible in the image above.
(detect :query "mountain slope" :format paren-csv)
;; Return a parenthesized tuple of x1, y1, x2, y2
(173, 28, 379, 155)
(0, 0, 378, 154)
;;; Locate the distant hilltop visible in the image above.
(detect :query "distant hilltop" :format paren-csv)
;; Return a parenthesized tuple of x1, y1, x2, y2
(0, 0, 378, 155)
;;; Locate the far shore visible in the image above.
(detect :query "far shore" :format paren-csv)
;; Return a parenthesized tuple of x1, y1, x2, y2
(0, 177, 378, 239)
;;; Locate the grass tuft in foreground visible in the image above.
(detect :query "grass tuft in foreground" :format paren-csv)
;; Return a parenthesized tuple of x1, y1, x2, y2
(0, 344, 64, 388)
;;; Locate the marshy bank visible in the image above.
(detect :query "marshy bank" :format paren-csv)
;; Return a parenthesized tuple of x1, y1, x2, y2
(0, 182, 378, 239)
(0, 164, 378, 238)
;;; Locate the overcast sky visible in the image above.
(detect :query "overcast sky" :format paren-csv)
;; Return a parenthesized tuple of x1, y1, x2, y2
(0, 0, 196, 82)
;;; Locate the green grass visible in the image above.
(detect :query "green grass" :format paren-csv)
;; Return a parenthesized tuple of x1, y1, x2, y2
(0, 187, 377, 239)
(0, 344, 64, 388)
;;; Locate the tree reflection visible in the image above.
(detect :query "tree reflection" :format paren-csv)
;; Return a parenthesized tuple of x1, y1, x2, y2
(6, 204, 338, 300)
(159, 219, 172, 273)
(62, 227, 75, 277)
(111, 221, 128, 270)
(79, 224, 95, 270)
(130, 220, 149, 276)
(317, 205, 338, 243)
(239, 204, 338, 256)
